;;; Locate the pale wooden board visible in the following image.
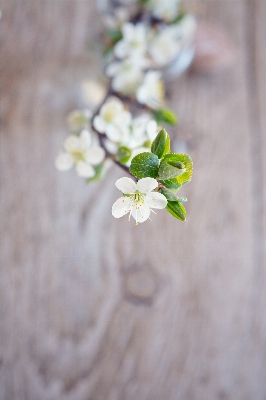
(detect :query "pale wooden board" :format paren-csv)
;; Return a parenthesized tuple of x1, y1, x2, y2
(0, 1, 265, 400)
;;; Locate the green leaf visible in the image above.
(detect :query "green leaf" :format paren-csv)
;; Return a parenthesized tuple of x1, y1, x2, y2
(166, 201, 186, 221)
(105, 29, 122, 42)
(162, 153, 193, 185)
(103, 45, 114, 57)
(170, 12, 186, 24)
(87, 164, 106, 183)
(159, 178, 182, 190)
(152, 108, 178, 126)
(151, 129, 170, 159)
(158, 160, 185, 180)
(116, 146, 131, 164)
(130, 152, 159, 179)
(160, 187, 179, 201)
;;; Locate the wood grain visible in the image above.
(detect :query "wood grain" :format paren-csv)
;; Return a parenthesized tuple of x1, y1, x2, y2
(0, 1, 265, 399)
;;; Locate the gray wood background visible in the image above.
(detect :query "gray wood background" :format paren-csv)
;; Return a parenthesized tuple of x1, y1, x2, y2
(0, 1, 265, 399)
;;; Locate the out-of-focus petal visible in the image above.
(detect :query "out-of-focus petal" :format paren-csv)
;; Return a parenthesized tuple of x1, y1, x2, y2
(76, 161, 95, 178)
(55, 153, 74, 171)
(85, 147, 105, 165)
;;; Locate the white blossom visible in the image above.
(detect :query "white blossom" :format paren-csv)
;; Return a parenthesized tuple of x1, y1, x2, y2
(93, 97, 132, 142)
(149, 0, 181, 22)
(122, 114, 158, 149)
(178, 14, 197, 45)
(136, 71, 164, 109)
(112, 177, 167, 224)
(67, 109, 92, 131)
(149, 25, 182, 66)
(114, 22, 148, 59)
(55, 130, 105, 178)
(106, 59, 144, 95)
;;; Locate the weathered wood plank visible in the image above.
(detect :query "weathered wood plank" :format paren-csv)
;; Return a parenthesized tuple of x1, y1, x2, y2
(0, 1, 265, 400)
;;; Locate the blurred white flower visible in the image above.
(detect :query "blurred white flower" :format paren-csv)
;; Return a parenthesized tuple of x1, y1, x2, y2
(122, 114, 158, 148)
(67, 109, 93, 132)
(149, 0, 181, 22)
(93, 97, 132, 142)
(114, 22, 148, 59)
(112, 177, 167, 224)
(149, 25, 182, 66)
(136, 71, 164, 109)
(81, 80, 107, 109)
(178, 14, 197, 45)
(106, 59, 144, 95)
(103, 7, 130, 29)
(55, 130, 105, 178)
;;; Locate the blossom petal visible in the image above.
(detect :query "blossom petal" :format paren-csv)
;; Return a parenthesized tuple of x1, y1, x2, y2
(145, 192, 167, 209)
(76, 161, 95, 178)
(105, 124, 123, 142)
(131, 205, 150, 223)
(85, 147, 105, 165)
(93, 116, 105, 133)
(63, 135, 80, 152)
(80, 129, 92, 148)
(55, 153, 74, 171)
(112, 197, 131, 218)
(115, 177, 136, 194)
(136, 177, 158, 194)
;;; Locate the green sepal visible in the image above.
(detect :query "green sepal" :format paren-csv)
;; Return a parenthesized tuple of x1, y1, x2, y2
(116, 146, 131, 164)
(103, 46, 113, 58)
(166, 201, 186, 221)
(151, 129, 170, 159)
(87, 164, 106, 183)
(158, 160, 185, 180)
(170, 12, 186, 24)
(129, 152, 159, 179)
(162, 153, 193, 186)
(105, 29, 123, 42)
(152, 108, 178, 126)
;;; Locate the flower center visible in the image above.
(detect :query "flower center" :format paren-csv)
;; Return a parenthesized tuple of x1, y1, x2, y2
(130, 191, 145, 208)
(71, 149, 85, 162)
(104, 110, 114, 123)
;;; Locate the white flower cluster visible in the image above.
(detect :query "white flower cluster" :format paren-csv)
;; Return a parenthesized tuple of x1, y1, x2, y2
(93, 96, 158, 164)
(55, 119, 105, 179)
(55, 0, 196, 225)
(105, 10, 196, 103)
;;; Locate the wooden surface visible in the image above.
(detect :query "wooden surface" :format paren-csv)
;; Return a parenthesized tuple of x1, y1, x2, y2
(0, 1, 266, 399)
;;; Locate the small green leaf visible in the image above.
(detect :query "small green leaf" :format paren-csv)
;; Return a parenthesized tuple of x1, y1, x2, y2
(162, 153, 193, 185)
(105, 29, 123, 42)
(158, 160, 185, 180)
(130, 152, 159, 179)
(160, 187, 179, 201)
(160, 178, 182, 190)
(151, 129, 170, 159)
(166, 201, 186, 221)
(87, 164, 105, 183)
(170, 12, 186, 24)
(152, 108, 178, 126)
(103, 46, 114, 57)
(116, 146, 131, 164)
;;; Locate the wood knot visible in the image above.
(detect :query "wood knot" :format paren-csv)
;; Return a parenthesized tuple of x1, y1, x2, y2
(122, 266, 159, 306)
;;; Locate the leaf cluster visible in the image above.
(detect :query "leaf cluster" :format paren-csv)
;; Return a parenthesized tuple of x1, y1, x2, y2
(129, 129, 193, 221)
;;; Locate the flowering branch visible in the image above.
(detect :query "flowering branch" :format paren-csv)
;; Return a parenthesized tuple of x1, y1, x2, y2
(55, 0, 196, 224)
